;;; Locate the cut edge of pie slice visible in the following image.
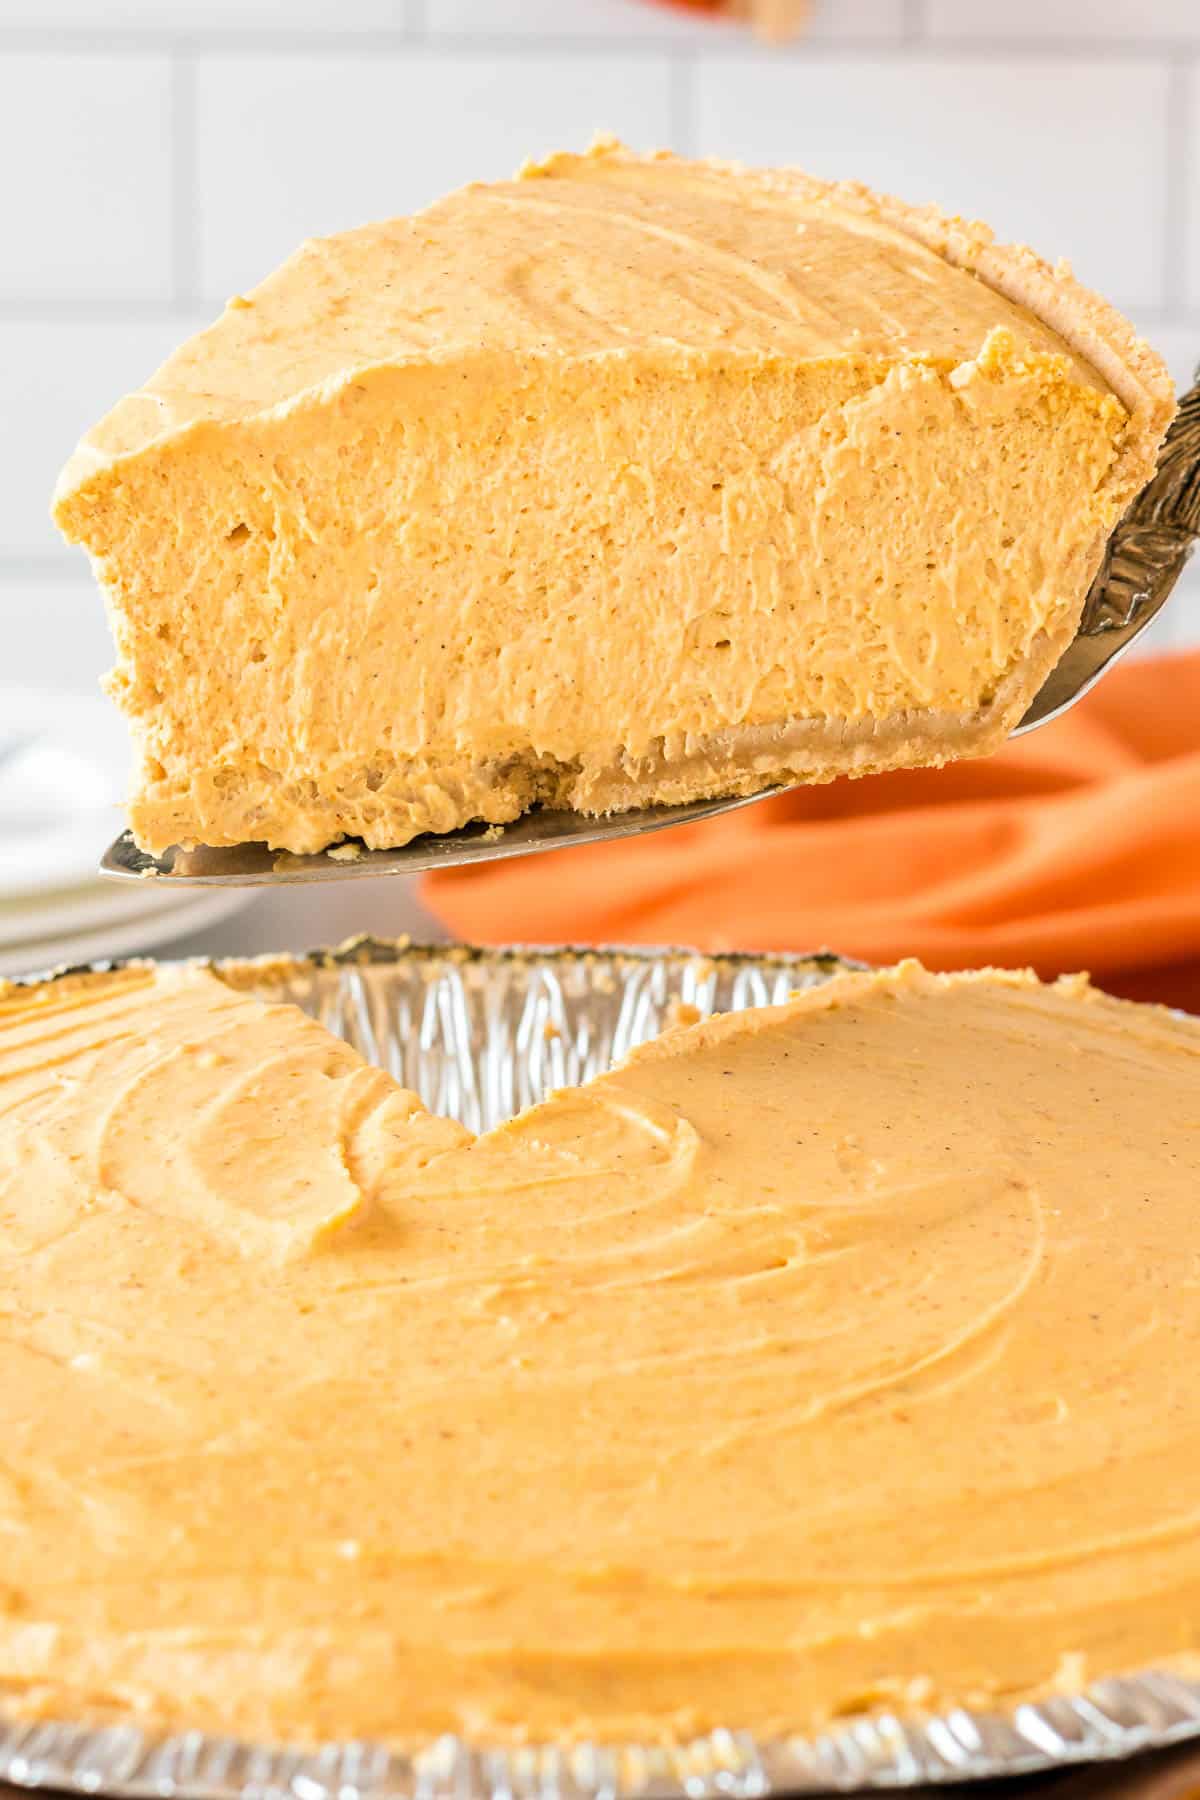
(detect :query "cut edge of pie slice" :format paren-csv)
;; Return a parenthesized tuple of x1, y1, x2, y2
(53, 141, 1176, 856)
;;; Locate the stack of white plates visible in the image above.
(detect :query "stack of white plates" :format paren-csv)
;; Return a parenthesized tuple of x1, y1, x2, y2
(0, 688, 249, 978)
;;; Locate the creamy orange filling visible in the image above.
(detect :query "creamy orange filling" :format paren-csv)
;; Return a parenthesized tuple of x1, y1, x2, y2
(1, 959, 1197, 1746)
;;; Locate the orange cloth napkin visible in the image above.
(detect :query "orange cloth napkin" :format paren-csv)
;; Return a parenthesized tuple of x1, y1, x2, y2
(424, 649, 1200, 1010)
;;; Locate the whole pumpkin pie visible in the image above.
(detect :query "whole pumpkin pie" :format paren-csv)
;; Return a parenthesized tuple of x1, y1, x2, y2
(0, 957, 1198, 1746)
(54, 142, 1173, 856)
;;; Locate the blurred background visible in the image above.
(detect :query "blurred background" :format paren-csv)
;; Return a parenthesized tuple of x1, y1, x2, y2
(1, 0, 1197, 976)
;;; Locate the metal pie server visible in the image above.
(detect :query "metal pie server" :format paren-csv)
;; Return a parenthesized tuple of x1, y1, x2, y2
(100, 374, 1200, 889)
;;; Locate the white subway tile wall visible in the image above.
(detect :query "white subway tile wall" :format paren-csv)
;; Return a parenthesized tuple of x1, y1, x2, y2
(195, 51, 674, 301)
(0, 317, 213, 559)
(0, 580, 117, 700)
(694, 54, 1170, 313)
(3, 0, 1197, 701)
(0, 52, 174, 302)
(0, 0, 422, 30)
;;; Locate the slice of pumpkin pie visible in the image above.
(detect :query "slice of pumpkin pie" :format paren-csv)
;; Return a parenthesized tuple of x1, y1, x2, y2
(54, 141, 1174, 857)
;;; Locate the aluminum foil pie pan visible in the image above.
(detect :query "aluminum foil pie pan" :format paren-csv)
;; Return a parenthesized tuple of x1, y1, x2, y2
(2, 937, 1198, 1800)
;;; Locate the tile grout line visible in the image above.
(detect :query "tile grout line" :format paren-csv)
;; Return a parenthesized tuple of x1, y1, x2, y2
(0, 299, 212, 321)
(170, 50, 201, 309)
(888, 34, 1200, 57)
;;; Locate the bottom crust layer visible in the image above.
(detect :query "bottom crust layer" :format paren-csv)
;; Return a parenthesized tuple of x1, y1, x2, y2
(126, 628, 1067, 857)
